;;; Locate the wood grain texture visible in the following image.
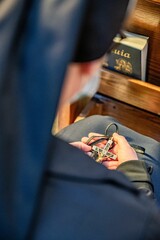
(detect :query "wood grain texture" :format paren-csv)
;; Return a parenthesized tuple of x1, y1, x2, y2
(53, 103, 71, 134)
(54, 97, 92, 133)
(127, 0, 160, 86)
(77, 95, 160, 142)
(146, 0, 160, 5)
(99, 70, 160, 115)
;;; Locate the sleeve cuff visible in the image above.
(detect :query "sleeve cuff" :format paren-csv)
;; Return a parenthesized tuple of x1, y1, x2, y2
(117, 160, 154, 193)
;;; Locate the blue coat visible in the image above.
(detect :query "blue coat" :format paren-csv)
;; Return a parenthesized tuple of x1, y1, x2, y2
(1, 0, 160, 239)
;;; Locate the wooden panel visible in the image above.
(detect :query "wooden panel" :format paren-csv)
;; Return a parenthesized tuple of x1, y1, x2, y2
(146, 0, 160, 5)
(77, 95, 160, 142)
(127, 0, 160, 86)
(99, 70, 160, 115)
(53, 103, 71, 134)
(53, 97, 92, 133)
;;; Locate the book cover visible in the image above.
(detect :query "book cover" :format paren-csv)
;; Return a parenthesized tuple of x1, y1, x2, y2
(103, 31, 149, 81)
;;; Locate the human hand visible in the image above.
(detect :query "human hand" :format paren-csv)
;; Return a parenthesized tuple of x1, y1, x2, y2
(70, 141, 91, 154)
(102, 132, 138, 170)
(81, 132, 138, 170)
(70, 132, 105, 154)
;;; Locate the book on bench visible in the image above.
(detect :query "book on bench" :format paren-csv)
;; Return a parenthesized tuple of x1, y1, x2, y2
(102, 31, 149, 81)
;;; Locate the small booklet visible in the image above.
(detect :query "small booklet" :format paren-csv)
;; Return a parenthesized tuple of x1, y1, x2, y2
(102, 31, 149, 81)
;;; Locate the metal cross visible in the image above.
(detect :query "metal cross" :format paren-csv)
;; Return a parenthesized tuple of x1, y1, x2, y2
(92, 137, 117, 163)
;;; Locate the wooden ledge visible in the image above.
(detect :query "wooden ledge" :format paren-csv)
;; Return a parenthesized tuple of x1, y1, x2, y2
(99, 70, 160, 115)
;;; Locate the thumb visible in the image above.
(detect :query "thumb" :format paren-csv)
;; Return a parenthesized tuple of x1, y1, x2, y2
(113, 133, 129, 146)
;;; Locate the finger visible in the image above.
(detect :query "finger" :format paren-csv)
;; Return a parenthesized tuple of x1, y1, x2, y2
(102, 160, 118, 169)
(82, 136, 107, 146)
(106, 166, 117, 170)
(113, 133, 130, 147)
(103, 164, 118, 170)
(96, 142, 107, 148)
(99, 155, 117, 162)
(81, 136, 103, 145)
(70, 142, 91, 152)
(86, 152, 93, 157)
(80, 142, 92, 152)
(110, 143, 118, 154)
(81, 136, 101, 143)
(81, 137, 89, 143)
(88, 132, 104, 138)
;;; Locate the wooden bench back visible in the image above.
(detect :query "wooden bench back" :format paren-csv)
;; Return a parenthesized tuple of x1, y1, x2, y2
(127, 0, 160, 86)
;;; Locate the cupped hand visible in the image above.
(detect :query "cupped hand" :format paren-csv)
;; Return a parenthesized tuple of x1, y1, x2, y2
(70, 141, 91, 153)
(101, 132, 138, 169)
(81, 132, 138, 170)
